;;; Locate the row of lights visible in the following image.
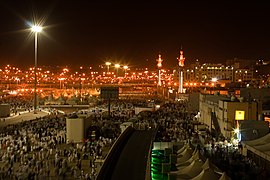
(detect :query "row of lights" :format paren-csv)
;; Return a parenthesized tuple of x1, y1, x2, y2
(105, 62, 128, 70)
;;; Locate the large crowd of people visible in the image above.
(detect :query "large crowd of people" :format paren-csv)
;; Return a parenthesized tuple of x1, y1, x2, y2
(0, 94, 269, 179)
(0, 112, 119, 179)
(0, 96, 149, 179)
(0, 95, 33, 115)
(128, 100, 268, 179)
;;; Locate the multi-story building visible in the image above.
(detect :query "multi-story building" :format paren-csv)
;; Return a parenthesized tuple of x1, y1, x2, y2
(198, 63, 234, 82)
(240, 88, 270, 121)
(235, 68, 253, 82)
(226, 58, 256, 69)
(180, 60, 255, 86)
(199, 93, 260, 139)
(181, 63, 234, 85)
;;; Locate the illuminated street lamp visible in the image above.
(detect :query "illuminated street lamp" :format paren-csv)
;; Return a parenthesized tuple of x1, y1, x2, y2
(123, 65, 128, 77)
(59, 78, 65, 89)
(105, 62, 111, 73)
(115, 64, 120, 77)
(211, 77, 217, 82)
(31, 25, 43, 114)
(15, 77, 20, 85)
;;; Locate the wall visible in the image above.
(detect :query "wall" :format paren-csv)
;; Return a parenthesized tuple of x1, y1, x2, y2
(221, 101, 258, 138)
(0, 104, 10, 117)
(134, 107, 153, 115)
(188, 93, 200, 113)
(199, 94, 212, 129)
(66, 117, 84, 143)
(226, 101, 257, 122)
(199, 93, 260, 139)
(240, 120, 269, 141)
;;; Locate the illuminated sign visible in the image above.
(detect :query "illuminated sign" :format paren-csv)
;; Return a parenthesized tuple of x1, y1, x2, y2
(235, 110, 245, 120)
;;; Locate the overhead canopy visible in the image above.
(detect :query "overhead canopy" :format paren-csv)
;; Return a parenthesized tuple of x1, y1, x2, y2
(177, 143, 189, 154)
(191, 168, 221, 180)
(242, 133, 270, 162)
(170, 159, 204, 179)
(176, 151, 200, 168)
(219, 172, 231, 180)
(168, 143, 224, 180)
(177, 147, 193, 163)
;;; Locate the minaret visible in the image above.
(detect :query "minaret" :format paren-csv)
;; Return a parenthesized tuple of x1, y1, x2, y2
(157, 54, 163, 86)
(178, 49, 185, 93)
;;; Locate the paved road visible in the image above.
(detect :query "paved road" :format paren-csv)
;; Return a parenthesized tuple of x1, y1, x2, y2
(111, 130, 155, 180)
(0, 110, 49, 127)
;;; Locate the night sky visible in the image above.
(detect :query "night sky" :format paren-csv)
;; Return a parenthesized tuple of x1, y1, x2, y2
(1, 1, 270, 68)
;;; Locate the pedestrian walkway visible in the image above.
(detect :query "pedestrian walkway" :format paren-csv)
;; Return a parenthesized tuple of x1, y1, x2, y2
(0, 110, 49, 127)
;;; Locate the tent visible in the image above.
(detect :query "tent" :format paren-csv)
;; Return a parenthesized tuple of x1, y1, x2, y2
(219, 172, 231, 180)
(177, 143, 189, 154)
(177, 143, 193, 156)
(191, 168, 221, 180)
(176, 151, 200, 168)
(243, 133, 270, 146)
(169, 159, 204, 179)
(201, 159, 223, 175)
(177, 147, 193, 163)
(242, 133, 270, 162)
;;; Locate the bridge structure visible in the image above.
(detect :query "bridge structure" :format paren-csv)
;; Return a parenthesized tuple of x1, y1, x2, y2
(97, 126, 157, 180)
(13, 82, 159, 98)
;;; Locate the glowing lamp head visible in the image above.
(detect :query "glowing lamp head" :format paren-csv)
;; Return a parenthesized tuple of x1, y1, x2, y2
(234, 128, 240, 134)
(115, 64, 120, 68)
(106, 62, 111, 66)
(212, 77, 217, 82)
(123, 65, 128, 70)
(31, 25, 43, 33)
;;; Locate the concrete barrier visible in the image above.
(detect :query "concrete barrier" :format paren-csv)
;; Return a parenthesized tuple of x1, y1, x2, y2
(97, 126, 135, 180)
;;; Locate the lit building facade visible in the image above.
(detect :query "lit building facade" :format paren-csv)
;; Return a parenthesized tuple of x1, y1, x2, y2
(235, 68, 254, 82)
(183, 63, 234, 82)
(179, 61, 255, 86)
(199, 93, 260, 139)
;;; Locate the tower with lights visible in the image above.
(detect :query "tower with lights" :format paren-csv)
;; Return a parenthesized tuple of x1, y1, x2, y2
(157, 54, 163, 86)
(178, 49, 185, 93)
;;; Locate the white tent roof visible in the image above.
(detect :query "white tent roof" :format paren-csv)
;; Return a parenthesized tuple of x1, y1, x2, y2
(242, 133, 270, 162)
(202, 158, 223, 174)
(202, 159, 212, 170)
(177, 147, 193, 163)
(219, 172, 231, 180)
(243, 133, 270, 146)
(176, 151, 200, 168)
(169, 157, 225, 180)
(177, 144, 194, 157)
(191, 168, 221, 180)
(177, 143, 189, 154)
(170, 159, 204, 179)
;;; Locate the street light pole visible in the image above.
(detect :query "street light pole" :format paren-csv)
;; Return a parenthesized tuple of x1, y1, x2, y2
(123, 65, 128, 77)
(34, 31, 38, 113)
(106, 62, 111, 73)
(115, 64, 120, 77)
(31, 25, 42, 114)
